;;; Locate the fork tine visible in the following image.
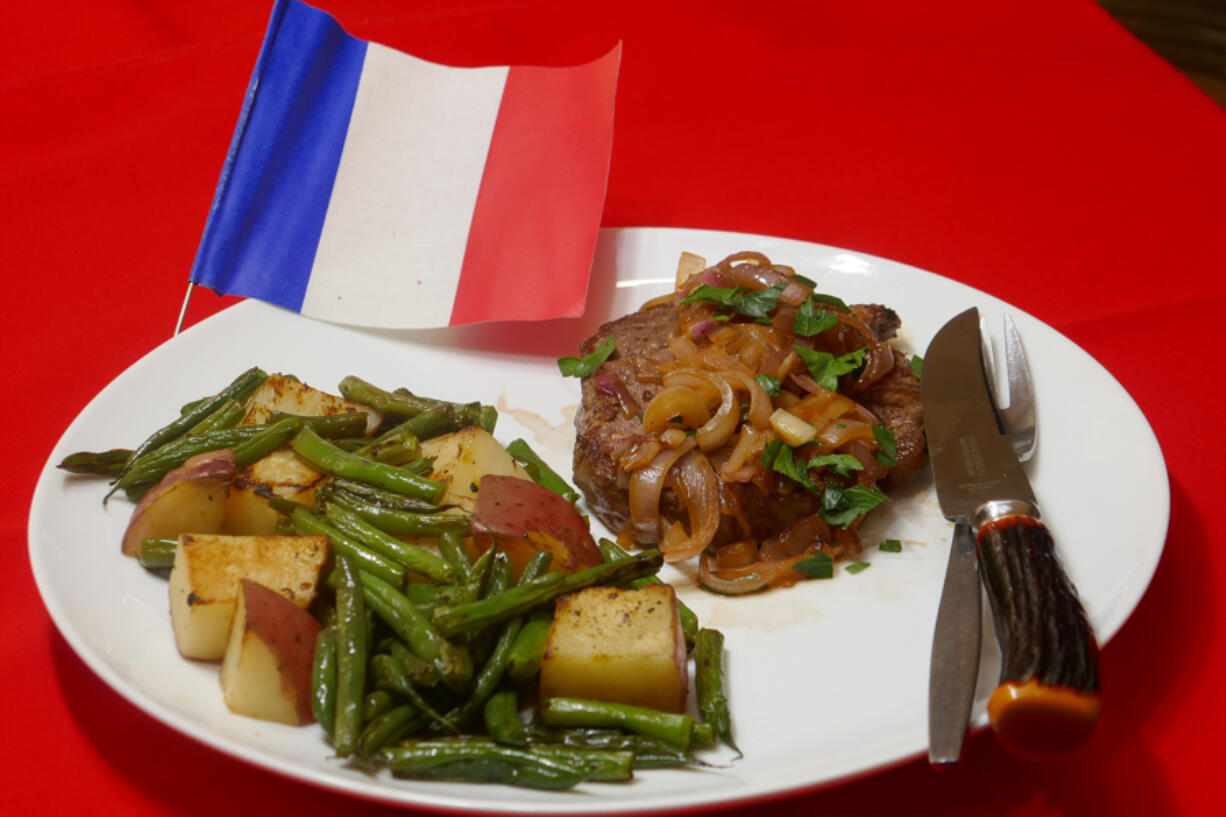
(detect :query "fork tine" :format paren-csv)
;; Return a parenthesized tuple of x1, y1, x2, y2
(1000, 315, 1036, 462)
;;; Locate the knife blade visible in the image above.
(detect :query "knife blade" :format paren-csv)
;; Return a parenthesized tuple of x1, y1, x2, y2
(927, 520, 980, 767)
(922, 307, 1101, 760)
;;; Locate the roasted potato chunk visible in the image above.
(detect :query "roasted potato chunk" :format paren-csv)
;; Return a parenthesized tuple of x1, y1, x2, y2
(539, 585, 688, 713)
(168, 534, 329, 660)
(418, 426, 531, 514)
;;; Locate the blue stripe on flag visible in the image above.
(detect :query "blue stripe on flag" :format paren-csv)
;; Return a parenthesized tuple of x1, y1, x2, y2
(189, 0, 367, 311)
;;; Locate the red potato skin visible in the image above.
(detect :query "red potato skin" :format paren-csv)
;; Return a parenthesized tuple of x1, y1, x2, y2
(238, 579, 322, 725)
(471, 475, 603, 578)
(121, 449, 235, 556)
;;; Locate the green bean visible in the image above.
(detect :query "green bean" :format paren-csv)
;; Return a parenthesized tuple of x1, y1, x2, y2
(694, 628, 738, 753)
(405, 583, 468, 617)
(598, 538, 699, 647)
(324, 490, 470, 539)
(282, 503, 405, 588)
(333, 557, 367, 757)
(187, 398, 244, 435)
(231, 416, 303, 468)
(389, 641, 441, 687)
(433, 549, 663, 639)
(265, 410, 369, 438)
(363, 689, 398, 722)
(505, 438, 579, 503)
(137, 537, 177, 571)
(484, 689, 527, 747)
(290, 426, 446, 503)
(369, 654, 457, 732)
(323, 501, 456, 584)
(433, 572, 565, 639)
(538, 697, 696, 751)
(357, 705, 428, 762)
(311, 626, 338, 739)
(443, 552, 551, 728)
(339, 375, 446, 417)
(116, 426, 265, 496)
(505, 610, 552, 682)
(341, 377, 498, 434)
(358, 571, 472, 692)
(463, 549, 495, 604)
(350, 426, 418, 462)
(322, 477, 438, 513)
(382, 741, 592, 790)
(57, 448, 132, 477)
(118, 366, 268, 484)
(437, 530, 474, 580)
(523, 725, 700, 769)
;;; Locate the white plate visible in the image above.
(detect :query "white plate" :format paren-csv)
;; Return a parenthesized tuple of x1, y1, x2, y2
(29, 227, 1168, 813)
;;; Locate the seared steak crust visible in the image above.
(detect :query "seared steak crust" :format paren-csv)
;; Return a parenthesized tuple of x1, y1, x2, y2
(572, 301, 926, 541)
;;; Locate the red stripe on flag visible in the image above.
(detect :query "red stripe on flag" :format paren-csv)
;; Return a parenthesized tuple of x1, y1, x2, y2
(449, 45, 621, 326)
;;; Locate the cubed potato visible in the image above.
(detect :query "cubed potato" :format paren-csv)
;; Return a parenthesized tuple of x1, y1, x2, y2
(539, 585, 688, 713)
(471, 475, 603, 579)
(240, 373, 381, 434)
(418, 426, 530, 514)
(223, 447, 327, 535)
(169, 534, 329, 660)
(121, 449, 234, 557)
(220, 579, 322, 726)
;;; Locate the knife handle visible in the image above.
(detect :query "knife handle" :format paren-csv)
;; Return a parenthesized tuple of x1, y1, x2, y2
(974, 508, 1101, 759)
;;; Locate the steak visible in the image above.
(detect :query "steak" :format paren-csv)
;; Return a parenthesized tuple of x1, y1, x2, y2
(572, 301, 926, 544)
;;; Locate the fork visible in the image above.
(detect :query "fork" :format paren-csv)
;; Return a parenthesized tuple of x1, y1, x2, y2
(927, 315, 1034, 766)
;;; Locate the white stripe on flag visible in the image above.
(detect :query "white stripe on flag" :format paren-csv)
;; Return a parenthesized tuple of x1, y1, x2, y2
(302, 44, 509, 326)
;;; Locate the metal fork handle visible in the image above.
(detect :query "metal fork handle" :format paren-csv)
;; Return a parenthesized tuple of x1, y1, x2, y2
(928, 521, 982, 766)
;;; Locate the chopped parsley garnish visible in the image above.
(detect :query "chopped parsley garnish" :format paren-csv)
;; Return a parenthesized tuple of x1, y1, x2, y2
(879, 539, 903, 552)
(793, 301, 839, 337)
(792, 272, 818, 288)
(557, 336, 616, 378)
(910, 354, 923, 380)
(795, 551, 834, 580)
(755, 373, 782, 396)
(809, 292, 849, 310)
(844, 562, 871, 575)
(819, 483, 889, 527)
(680, 282, 785, 324)
(872, 424, 897, 467)
(806, 453, 865, 478)
(794, 345, 867, 391)
(759, 439, 818, 492)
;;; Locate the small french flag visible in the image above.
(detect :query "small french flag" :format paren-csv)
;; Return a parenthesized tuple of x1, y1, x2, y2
(188, 0, 620, 329)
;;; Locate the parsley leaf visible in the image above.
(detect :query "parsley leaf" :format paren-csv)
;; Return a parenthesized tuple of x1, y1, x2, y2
(807, 453, 865, 478)
(820, 483, 889, 527)
(809, 292, 849, 310)
(791, 272, 818, 289)
(794, 551, 834, 580)
(872, 424, 897, 467)
(557, 336, 616, 378)
(844, 562, 871, 574)
(793, 300, 839, 337)
(681, 283, 785, 324)
(755, 374, 782, 396)
(794, 345, 867, 391)
(759, 439, 819, 492)
(910, 354, 923, 380)
(680, 284, 740, 309)
(879, 539, 903, 552)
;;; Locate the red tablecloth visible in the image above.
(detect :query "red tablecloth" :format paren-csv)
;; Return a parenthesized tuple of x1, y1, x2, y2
(7, 1, 1225, 814)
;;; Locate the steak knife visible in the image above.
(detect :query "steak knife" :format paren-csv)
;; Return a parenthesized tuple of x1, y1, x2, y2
(922, 307, 1101, 759)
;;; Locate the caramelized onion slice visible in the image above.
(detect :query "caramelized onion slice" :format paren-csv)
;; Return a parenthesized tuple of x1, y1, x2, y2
(659, 450, 721, 562)
(627, 437, 696, 544)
